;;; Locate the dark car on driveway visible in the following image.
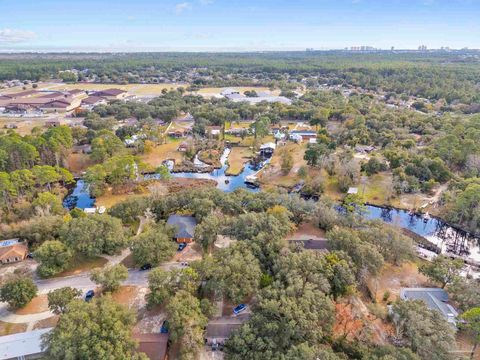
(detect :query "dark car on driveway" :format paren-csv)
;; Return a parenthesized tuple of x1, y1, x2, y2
(233, 304, 247, 315)
(140, 264, 152, 271)
(177, 243, 187, 252)
(85, 290, 95, 302)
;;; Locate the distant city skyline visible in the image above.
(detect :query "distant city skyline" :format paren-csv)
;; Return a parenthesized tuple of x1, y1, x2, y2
(1, 0, 479, 52)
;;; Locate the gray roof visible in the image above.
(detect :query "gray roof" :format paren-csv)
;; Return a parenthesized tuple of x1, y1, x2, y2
(166, 215, 197, 239)
(206, 323, 242, 340)
(400, 288, 458, 324)
(0, 327, 52, 359)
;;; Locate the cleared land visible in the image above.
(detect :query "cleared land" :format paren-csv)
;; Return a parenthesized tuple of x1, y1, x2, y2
(15, 295, 49, 315)
(225, 146, 252, 175)
(139, 139, 184, 168)
(39, 82, 186, 96)
(55, 256, 108, 277)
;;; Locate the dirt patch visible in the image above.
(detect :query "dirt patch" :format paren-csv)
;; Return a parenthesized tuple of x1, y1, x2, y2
(286, 222, 326, 240)
(0, 321, 27, 336)
(15, 295, 49, 315)
(135, 304, 167, 334)
(121, 253, 136, 269)
(173, 242, 203, 262)
(334, 296, 394, 345)
(65, 153, 94, 176)
(33, 315, 59, 330)
(111, 285, 147, 310)
(367, 262, 431, 303)
(55, 256, 108, 277)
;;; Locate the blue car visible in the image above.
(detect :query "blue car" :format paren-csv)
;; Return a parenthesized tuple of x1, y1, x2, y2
(177, 243, 187, 251)
(160, 320, 169, 334)
(85, 290, 95, 302)
(233, 304, 247, 315)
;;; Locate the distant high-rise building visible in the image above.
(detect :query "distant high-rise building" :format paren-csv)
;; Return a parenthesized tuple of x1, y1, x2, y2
(418, 45, 427, 51)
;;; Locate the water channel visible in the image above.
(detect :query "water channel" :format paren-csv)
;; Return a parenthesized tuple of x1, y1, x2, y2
(63, 148, 480, 265)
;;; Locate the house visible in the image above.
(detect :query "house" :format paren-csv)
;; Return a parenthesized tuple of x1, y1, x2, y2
(177, 142, 189, 152)
(400, 288, 458, 326)
(133, 333, 168, 360)
(291, 239, 330, 252)
(259, 142, 276, 157)
(0, 327, 52, 359)
(290, 130, 317, 140)
(205, 323, 243, 346)
(166, 215, 197, 243)
(308, 137, 317, 144)
(81, 96, 107, 109)
(174, 113, 195, 122)
(45, 120, 61, 128)
(72, 144, 92, 154)
(207, 126, 221, 137)
(355, 144, 376, 154)
(0, 239, 28, 264)
(347, 187, 358, 195)
(92, 88, 128, 100)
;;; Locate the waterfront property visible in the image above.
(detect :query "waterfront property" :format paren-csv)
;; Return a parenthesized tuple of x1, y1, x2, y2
(167, 215, 197, 243)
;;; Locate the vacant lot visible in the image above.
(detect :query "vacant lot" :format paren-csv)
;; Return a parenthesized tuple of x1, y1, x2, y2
(139, 139, 184, 168)
(55, 256, 108, 277)
(40, 82, 186, 96)
(226, 147, 252, 175)
(15, 295, 49, 315)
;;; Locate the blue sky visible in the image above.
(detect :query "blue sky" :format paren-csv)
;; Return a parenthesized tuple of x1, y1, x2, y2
(0, 0, 479, 51)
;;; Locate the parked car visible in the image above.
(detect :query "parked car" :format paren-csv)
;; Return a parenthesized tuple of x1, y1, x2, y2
(177, 243, 187, 251)
(85, 290, 95, 302)
(140, 264, 152, 271)
(160, 320, 169, 334)
(233, 303, 247, 315)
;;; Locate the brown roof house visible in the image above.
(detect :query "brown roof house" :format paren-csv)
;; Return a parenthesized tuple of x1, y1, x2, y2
(93, 88, 128, 100)
(133, 333, 168, 360)
(0, 239, 28, 264)
(166, 215, 197, 243)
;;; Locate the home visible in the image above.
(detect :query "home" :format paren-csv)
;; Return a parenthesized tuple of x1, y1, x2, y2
(205, 323, 243, 347)
(0, 327, 52, 359)
(207, 126, 221, 137)
(177, 142, 189, 152)
(81, 95, 107, 109)
(0, 239, 28, 264)
(400, 288, 458, 326)
(166, 215, 197, 243)
(133, 333, 168, 360)
(45, 120, 61, 128)
(259, 142, 276, 157)
(72, 144, 92, 154)
(290, 130, 317, 141)
(92, 88, 128, 101)
(355, 144, 376, 154)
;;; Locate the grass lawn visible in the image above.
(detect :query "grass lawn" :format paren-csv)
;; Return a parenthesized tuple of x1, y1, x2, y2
(258, 142, 307, 188)
(54, 256, 108, 277)
(225, 146, 252, 175)
(0, 118, 48, 136)
(96, 192, 147, 208)
(139, 139, 184, 168)
(0, 321, 27, 336)
(360, 172, 394, 205)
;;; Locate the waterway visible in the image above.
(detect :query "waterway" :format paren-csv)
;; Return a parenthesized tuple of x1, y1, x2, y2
(63, 150, 480, 265)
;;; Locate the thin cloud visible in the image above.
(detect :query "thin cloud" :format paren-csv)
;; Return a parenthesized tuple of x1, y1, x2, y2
(199, 0, 214, 5)
(175, 2, 192, 14)
(0, 29, 36, 43)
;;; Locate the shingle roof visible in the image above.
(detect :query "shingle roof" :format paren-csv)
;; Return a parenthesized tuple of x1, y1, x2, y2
(166, 215, 197, 239)
(0, 242, 28, 261)
(400, 288, 458, 324)
(133, 333, 168, 360)
(0, 327, 52, 359)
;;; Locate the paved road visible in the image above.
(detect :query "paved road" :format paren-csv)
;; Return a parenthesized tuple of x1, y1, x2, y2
(35, 262, 185, 295)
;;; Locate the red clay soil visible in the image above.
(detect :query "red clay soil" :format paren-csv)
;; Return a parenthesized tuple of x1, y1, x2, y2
(15, 295, 49, 315)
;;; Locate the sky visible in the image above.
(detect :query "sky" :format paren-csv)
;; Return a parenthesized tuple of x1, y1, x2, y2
(0, 0, 479, 52)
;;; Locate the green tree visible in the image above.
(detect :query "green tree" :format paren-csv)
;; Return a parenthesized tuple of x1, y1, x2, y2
(42, 295, 147, 360)
(0, 277, 37, 309)
(194, 213, 222, 251)
(47, 287, 82, 314)
(392, 300, 455, 360)
(90, 264, 128, 292)
(280, 148, 294, 175)
(210, 243, 262, 303)
(34, 240, 73, 278)
(32, 191, 64, 215)
(166, 290, 208, 360)
(60, 215, 127, 257)
(147, 267, 199, 307)
(461, 307, 480, 359)
(32, 165, 61, 191)
(131, 225, 176, 266)
(419, 255, 463, 288)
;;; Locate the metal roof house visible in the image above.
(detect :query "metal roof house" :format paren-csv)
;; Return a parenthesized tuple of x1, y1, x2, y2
(0, 327, 52, 359)
(400, 288, 458, 326)
(166, 215, 197, 243)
